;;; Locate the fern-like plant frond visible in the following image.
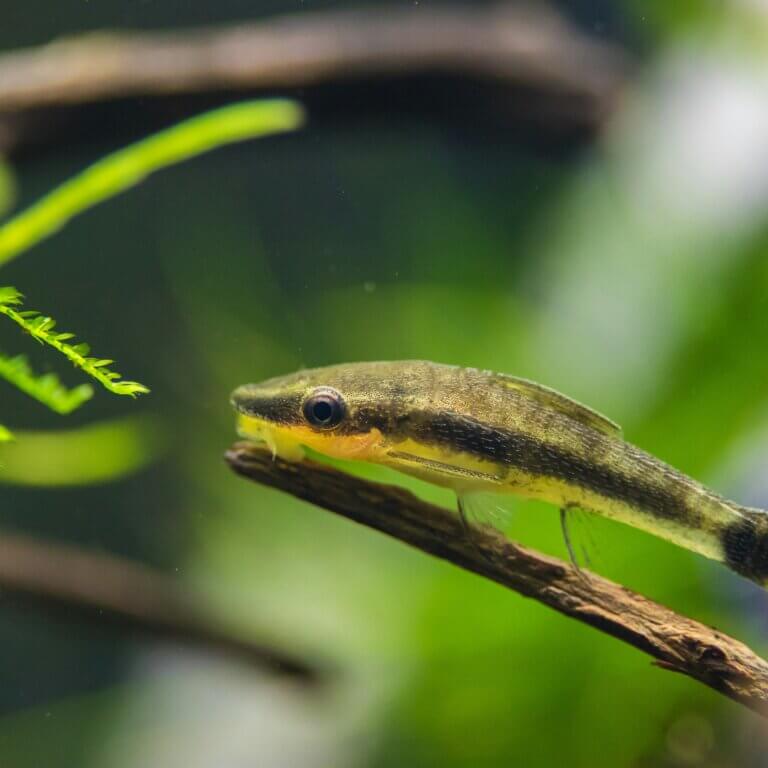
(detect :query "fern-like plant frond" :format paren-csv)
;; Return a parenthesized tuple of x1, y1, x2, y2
(0, 287, 149, 397)
(0, 352, 93, 414)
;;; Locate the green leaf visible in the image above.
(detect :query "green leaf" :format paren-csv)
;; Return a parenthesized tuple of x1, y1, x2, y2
(0, 99, 304, 268)
(0, 286, 21, 305)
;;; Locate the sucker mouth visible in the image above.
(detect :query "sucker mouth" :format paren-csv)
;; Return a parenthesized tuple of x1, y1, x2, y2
(236, 414, 279, 458)
(235, 413, 307, 463)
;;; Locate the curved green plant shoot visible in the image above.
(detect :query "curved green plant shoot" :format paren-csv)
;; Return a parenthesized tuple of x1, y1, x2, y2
(0, 99, 304, 267)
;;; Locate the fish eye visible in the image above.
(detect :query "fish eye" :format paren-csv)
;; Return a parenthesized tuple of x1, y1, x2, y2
(302, 387, 345, 429)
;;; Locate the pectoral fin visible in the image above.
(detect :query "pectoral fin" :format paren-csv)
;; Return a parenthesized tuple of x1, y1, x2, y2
(386, 450, 501, 483)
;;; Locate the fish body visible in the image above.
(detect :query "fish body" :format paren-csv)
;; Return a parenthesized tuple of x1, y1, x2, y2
(232, 360, 768, 586)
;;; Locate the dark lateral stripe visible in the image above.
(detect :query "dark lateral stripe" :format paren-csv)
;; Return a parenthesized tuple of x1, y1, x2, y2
(722, 515, 768, 584)
(402, 409, 689, 522)
(234, 393, 302, 424)
(234, 393, 692, 526)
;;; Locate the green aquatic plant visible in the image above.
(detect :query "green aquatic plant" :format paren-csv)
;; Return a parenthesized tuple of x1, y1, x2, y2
(0, 351, 93, 416)
(0, 287, 148, 398)
(0, 99, 304, 444)
(0, 99, 304, 268)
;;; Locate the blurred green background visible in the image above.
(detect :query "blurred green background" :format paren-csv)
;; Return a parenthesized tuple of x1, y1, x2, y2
(2, 1, 768, 766)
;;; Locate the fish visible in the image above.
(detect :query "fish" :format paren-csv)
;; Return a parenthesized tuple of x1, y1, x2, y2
(231, 360, 768, 586)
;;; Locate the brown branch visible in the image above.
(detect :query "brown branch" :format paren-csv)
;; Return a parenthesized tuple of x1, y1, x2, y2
(0, 4, 628, 155)
(0, 4, 624, 109)
(226, 442, 768, 716)
(0, 529, 323, 685)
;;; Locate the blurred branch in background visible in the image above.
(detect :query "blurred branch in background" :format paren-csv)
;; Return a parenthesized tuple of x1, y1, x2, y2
(0, 528, 323, 685)
(227, 442, 768, 718)
(0, 3, 628, 156)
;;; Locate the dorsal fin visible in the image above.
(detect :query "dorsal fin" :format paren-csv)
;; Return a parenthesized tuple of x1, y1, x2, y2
(488, 372, 622, 438)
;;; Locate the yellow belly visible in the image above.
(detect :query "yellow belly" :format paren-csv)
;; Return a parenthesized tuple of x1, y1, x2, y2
(237, 415, 723, 563)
